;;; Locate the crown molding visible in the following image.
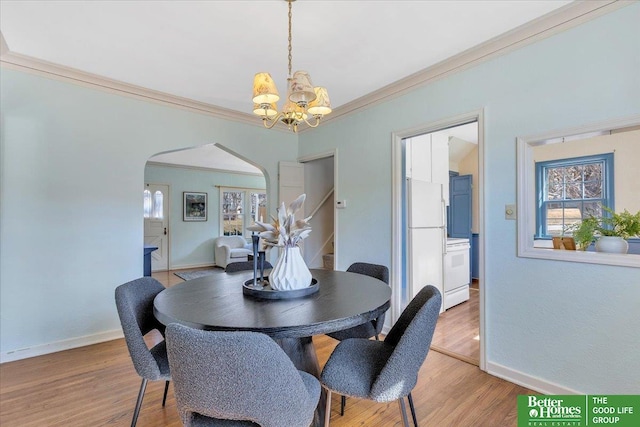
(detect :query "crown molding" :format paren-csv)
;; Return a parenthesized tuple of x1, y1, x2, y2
(0, 0, 630, 132)
(316, 0, 629, 129)
(0, 39, 265, 129)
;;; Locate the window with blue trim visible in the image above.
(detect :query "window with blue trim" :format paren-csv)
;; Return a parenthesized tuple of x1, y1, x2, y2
(535, 153, 614, 238)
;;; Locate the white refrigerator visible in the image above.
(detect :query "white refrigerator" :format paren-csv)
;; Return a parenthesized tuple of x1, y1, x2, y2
(407, 178, 445, 312)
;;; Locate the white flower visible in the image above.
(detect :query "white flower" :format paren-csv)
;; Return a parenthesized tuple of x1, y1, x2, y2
(247, 194, 312, 248)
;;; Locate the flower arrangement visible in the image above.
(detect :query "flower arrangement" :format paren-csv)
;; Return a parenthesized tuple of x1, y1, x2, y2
(247, 194, 313, 291)
(247, 193, 312, 249)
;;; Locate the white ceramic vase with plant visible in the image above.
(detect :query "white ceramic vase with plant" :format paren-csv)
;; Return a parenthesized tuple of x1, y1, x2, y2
(569, 207, 640, 253)
(247, 194, 313, 290)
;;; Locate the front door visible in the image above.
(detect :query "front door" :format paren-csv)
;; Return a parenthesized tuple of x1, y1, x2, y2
(144, 183, 169, 271)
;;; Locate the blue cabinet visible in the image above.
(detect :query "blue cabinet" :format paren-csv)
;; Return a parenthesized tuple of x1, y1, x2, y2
(471, 234, 479, 279)
(143, 245, 158, 276)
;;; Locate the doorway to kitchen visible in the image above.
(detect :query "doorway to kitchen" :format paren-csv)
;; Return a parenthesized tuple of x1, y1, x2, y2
(392, 110, 484, 369)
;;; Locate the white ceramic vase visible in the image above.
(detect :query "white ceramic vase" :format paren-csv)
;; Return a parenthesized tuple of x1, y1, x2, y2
(595, 236, 629, 254)
(269, 247, 312, 291)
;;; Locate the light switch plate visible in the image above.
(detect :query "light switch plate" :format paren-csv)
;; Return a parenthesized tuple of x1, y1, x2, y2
(336, 200, 347, 209)
(505, 204, 517, 220)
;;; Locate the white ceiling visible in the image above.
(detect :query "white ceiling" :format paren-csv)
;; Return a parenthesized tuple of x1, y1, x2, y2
(150, 144, 263, 174)
(0, 0, 571, 170)
(433, 122, 478, 166)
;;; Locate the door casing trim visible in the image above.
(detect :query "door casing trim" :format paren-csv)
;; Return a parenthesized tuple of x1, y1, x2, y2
(391, 109, 486, 371)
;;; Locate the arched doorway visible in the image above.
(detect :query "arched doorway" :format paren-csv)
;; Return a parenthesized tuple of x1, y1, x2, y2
(144, 143, 267, 276)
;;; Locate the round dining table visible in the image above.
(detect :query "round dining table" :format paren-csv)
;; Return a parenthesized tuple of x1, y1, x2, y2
(153, 268, 391, 427)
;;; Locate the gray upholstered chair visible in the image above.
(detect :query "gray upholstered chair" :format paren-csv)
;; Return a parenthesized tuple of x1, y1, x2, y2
(321, 285, 441, 427)
(115, 277, 170, 427)
(328, 262, 390, 341)
(326, 262, 390, 415)
(166, 323, 321, 427)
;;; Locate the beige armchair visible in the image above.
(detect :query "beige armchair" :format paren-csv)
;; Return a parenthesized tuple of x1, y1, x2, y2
(214, 235, 252, 268)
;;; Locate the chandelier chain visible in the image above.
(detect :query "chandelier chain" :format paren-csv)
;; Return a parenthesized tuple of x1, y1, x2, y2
(287, 0, 293, 78)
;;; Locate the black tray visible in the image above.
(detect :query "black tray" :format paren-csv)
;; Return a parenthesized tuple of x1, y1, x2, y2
(242, 278, 319, 300)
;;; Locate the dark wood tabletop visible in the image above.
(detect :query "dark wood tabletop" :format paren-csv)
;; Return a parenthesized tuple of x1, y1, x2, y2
(153, 268, 391, 339)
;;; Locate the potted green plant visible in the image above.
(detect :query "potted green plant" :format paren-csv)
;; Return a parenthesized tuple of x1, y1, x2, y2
(569, 207, 640, 253)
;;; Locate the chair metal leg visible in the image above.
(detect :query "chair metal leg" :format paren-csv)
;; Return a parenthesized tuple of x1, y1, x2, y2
(162, 381, 170, 407)
(131, 378, 148, 427)
(340, 395, 346, 416)
(398, 397, 410, 427)
(408, 392, 418, 427)
(324, 390, 332, 427)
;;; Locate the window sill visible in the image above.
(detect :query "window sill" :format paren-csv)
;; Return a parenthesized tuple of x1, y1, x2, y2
(521, 244, 640, 268)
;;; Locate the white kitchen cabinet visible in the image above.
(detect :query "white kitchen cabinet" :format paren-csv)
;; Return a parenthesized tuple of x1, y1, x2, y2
(407, 134, 432, 182)
(407, 133, 450, 205)
(431, 132, 450, 205)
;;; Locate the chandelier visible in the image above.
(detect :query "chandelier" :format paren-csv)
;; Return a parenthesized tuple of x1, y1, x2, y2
(252, 0, 332, 133)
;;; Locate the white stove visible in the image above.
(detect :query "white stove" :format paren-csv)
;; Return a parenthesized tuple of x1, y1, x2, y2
(444, 238, 471, 310)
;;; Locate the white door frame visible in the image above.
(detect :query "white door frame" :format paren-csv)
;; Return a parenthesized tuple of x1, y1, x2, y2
(298, 149, 339, 270)
(391, 109, 486, 371)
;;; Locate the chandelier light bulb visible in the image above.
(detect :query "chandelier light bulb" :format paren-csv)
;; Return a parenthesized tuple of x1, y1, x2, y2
(253, 102, 278, 118)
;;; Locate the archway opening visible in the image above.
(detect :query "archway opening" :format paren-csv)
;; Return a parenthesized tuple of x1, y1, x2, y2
(143, 143, 268, 278)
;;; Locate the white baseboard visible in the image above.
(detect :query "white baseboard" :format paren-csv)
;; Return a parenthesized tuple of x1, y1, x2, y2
(1, 329, 124, 364)
(486, 361, 582, 395)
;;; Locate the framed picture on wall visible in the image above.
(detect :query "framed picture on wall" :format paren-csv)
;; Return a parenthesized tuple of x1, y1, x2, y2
(183, 192, 207, 221)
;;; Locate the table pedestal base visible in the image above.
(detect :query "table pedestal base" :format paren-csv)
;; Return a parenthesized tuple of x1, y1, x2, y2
(275, 337, 327, 427)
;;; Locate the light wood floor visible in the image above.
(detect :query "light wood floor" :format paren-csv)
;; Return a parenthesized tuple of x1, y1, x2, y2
(431, 284, 480, 365)
(0, 271, 529, 427)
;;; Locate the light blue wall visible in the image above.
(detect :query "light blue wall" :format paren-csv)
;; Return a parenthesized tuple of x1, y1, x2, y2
(144, 164, 265, 268)
(299, 4, 640, 393)
(0, 69, 296, 356)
